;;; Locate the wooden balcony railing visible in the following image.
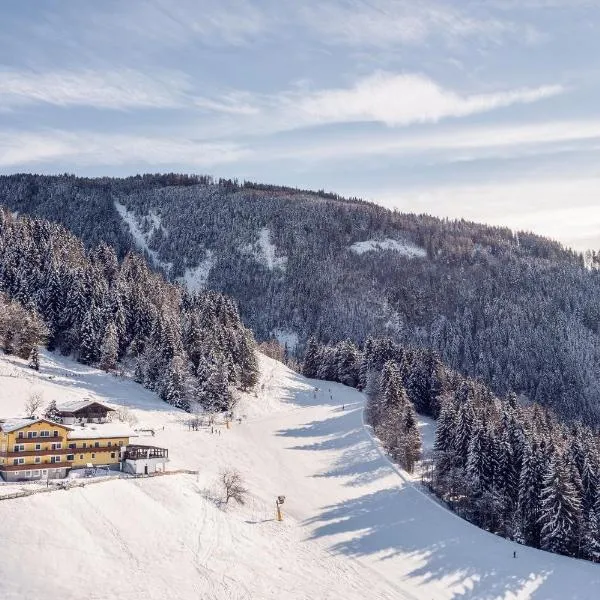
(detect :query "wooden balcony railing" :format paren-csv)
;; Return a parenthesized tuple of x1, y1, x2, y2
(14, 436, 64, 444)
(0, 462, 73, 472)
(4, 448, 73, 458)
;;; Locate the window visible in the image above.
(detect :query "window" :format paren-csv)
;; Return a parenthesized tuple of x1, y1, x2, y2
(50, 456, 61, 464)
(53, 430, 59, 437)
(79, 454, 84, 459)
(94, 442, 99, 448)
(13, 458, 25, 465)
(40, 431, 50, 437)
(68, 443, 76, 449)
(27, 431, 37, 439)
(25, 471, 32, 478)
(18, 432, 24, 439)
(34, 457, 41, 464)
(91, 453, 96, 459)
(108, 441, 112, 447)
(13, 444, 25, 452)
(110, 452, 115, 459)
(35, 444, 41, 450)
(51, 443, 62, 450)
(82, 442, 87, 449)
(32, 470, 40, 477)
(67, 454, 74, 461)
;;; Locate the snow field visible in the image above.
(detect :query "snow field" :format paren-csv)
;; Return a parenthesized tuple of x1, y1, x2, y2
(349, 238, 427, 258)
(1, 350, 599, 599)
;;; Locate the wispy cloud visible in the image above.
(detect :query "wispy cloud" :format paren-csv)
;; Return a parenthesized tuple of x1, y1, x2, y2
(0, 68, 191, 110)
(0, 131, 248, 167)
(298, 0, 541, 48)
(259, 118, 600, 164)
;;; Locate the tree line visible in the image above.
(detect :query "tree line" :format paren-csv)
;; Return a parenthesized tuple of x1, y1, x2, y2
(303, 336, 600, 563)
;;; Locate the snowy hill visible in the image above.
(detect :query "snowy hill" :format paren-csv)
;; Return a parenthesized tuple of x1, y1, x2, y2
(1, 351, 599, 599)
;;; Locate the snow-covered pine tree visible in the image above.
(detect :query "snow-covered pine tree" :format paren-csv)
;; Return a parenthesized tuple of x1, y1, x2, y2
(517, 440, 544, 547)
(78, 308, 100, 365)
(336, 340, 360, 388)
(401, 398, 422, 473)
(433, 400, 457, 454)
(581, 508, 600, 562)
(539, 453, 583, 556)
(44, 400, 60, 421)
(302, 337, 321, 379)
(28, 346, 40, 371)
(237, 329, 259, 391)
(99, 321, 118, 372)
(466, 420, 486, 493)
(161, 355, 189, 410)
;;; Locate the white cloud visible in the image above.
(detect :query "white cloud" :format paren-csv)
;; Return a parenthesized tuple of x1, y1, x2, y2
(0, 69, 191, 109)
(0, 131, 248, 167)
(284, 72, 563, 128)
(194, 72, 563, 137)
(191, 72, 564, 138)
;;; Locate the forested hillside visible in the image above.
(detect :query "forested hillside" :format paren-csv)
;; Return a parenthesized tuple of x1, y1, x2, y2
(303, 336, 600, 563)
(1, 173, 600, 422)
(0, 207, 258, 411)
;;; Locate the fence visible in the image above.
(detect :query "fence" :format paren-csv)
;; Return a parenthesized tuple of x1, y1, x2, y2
(0, 469, 198, 502)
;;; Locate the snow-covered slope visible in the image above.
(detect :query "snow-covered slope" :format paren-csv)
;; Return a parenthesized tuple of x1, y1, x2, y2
(242, 227, 287, 271)
(114, 200, 173, 273)
(1, 351, 599, 599)
(349, 238, 427, 258)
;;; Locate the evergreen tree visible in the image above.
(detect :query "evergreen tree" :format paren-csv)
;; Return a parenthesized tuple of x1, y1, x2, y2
(78, 309, 99, 365)
(44, 400, 60, 421)
(238, 329, 259, 390)
(302, 337, 321, 379)
(99, 321, 118, 372)
(28, 346, 39, 371)
(581, 508, 600, 562)
(540, 453, 583, 556)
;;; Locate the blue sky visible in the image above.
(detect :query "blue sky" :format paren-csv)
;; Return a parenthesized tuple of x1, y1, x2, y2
(2, 1, 600, 249)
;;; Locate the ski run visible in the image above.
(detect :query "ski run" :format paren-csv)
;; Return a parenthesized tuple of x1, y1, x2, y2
(1, 350, 599, 600)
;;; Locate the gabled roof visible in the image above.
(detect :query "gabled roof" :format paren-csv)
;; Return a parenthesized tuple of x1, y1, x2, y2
(56, 399, 115, 414)
(67, 423, 136, 440)
(0, 418, 73, 434)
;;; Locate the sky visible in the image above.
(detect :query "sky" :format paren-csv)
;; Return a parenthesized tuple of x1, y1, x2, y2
(1, 1, 600, 249)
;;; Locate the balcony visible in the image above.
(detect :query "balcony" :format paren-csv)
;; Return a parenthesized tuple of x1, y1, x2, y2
(14, 436, 64, 444)
(5, 448, 73, 458)
(0, 462, 73, 472)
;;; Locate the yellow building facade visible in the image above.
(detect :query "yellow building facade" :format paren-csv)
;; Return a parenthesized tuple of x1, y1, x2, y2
(0, 418, 130, 482)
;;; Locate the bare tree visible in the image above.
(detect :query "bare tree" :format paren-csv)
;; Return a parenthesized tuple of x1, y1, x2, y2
(24, 392, 43, 418)
(108, 406, 138, 426)
(220, 469, 248, 505)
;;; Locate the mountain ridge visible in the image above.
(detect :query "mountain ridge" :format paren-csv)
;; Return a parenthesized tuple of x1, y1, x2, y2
(0, 173, 598, 422)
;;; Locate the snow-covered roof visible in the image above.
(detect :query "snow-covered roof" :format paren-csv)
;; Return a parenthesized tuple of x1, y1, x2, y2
(0, 417, 71, 433)
(67, 423, 137, 440)
(57, 399, 114, 413)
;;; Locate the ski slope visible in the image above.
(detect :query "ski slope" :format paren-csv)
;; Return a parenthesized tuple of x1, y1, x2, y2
(0, 351, 599, 599)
